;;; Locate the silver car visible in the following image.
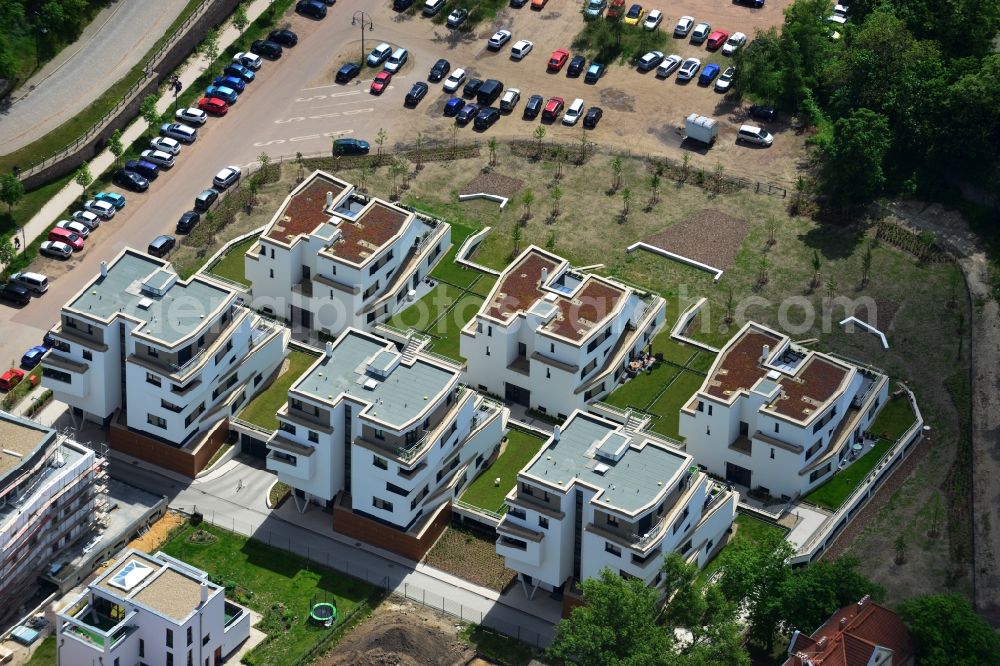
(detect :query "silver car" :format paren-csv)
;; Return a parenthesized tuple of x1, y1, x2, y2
(213, 166, 241, 190)
(656, 54, 683, 78)
(150, 136, 182, 155)
(83, 199, 116, 219)
(56, 219, 91, 238)
(140, 149, 176, 168)
(70, 210, 101, 229)
(40, 241, 73, 260)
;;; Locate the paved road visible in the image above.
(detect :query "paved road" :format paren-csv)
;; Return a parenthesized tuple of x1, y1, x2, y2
(0, 0, 190, 155)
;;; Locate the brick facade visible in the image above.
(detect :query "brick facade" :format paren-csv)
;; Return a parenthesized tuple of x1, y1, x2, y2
(332, 496, 452, 562)
(110, 417, 229, 478)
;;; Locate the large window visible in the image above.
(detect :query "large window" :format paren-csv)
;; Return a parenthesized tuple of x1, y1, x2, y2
(372, 497, 394, 511)
(147, 414, 167, 429)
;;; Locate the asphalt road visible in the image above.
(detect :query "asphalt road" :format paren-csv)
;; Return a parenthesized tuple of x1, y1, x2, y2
(0, 0, 191, 155)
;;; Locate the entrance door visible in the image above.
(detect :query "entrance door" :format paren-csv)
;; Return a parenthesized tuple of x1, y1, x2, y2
(725, 462, 752, 488)
(504, 382, 531, 407)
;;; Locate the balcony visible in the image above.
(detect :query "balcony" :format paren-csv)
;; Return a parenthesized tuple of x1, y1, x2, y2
(292, 277, 314, 298)
(507, 355, 530, 376)
(729, 436, 752, 456)
(62, 601, 136, 651)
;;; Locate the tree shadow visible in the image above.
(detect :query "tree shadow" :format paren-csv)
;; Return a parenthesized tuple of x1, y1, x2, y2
(798, 223, 867, 261)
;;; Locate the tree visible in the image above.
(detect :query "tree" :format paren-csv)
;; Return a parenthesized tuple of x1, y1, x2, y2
(358, 159, 372, 193)
(553, 146, 565, 180)
(74, 164, 93, 194)
(898, 594, 1000, 666)
(389, 158, 405, 199)
(724, 286, 735, 325)
(577, 126, 589, 163)
(548, 569, 672, 666)
(139, 93, 160, 127)
(375, 128, 388, 158)
(620, 187, 631, 220)
(550, 185, 562, 217)
(198, 28, 220, 63)
(510, 224, 522, 258)
(825, 277, 837, 303)
(0, 237, 15, 265)
(712, 161, 726, 194)
(108, 129, 124, 166)
(861, 240, 873, 286)
(0, 173, 24, 213)
(521, 189, 534, 221)
(757, 253, 770, 286)
(894, 535, 906, 564)
(776, 556, 885, 637)
(681, 152, 691, 181)
(414, 132, 425, 169)
(545, 230, 556, 250)
(247, 175, 259, 208)
(257, 152, 271, 181)
(766, 217, 778, 246)
(232, 3, 249, 35)
(820, 108, 892, 209)
(810, 249, 822, 289)
(533, 125, 546, 159)
(648, 173, 660, 205)
(487, 137, 498, 167)
(295, 151, 304, 181)
(611, 156, 623, 190)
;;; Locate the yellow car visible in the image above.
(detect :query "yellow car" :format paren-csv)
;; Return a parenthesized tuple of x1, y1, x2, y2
(623, 3, 644, 25)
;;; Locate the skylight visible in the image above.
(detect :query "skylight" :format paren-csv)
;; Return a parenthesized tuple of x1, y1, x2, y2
(108, 560, 154, 591)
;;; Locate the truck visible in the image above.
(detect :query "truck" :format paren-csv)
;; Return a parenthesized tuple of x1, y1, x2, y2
(606, 0, 625, 20)
(684, 113, 718, 146)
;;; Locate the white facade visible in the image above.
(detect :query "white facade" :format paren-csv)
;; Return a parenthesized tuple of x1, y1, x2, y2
(245, 171, 451, 335)
(266, 327, 507, 532)
(42, 249, 289, 447)
(496, 411, 737, 596)
(57, 549, 249, 666)
(460, 247, 666, 419)
(679, 322, 889, 499)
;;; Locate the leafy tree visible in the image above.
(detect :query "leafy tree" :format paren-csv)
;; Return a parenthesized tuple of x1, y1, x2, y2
(811, 249, 822, 288)
(898, 594, 1000, 666)
(521, 188, 534, 220)
(648, 173, 660, 205)
(533, 125, 546, 158)
(611, 156, 623, 190)
(820, 108, 891, 207)
(776, 556, 884, 635)
(550, 185, 562, 217)
(510, 224, 522, 257)
(199, 28, 220, 63)
(0, 173, 24, 212)
(620, 187, 631, 218)
(487, 137, 498, 167)
(0, 237, 15, 265)
(257, 152, 271, 178)
(375, 128, 388, 157)
(232, 3, 249, 35)
(140, 93, 161, 127)
(74, 164, 93, 194)
(108, 129, 124, 166)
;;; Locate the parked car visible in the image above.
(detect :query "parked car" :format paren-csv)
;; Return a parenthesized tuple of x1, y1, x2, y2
(175, 107, 208, 125)
(0, 284, 30, 307)
(423, 0, 446, 15)
(674, 16, 694, 37)
(405, 81, 429, 106)
(21, 346, 47, 369)
(511, 0, 528, 7)
(462, 78, 483, 98)
(333, 138, 371, 155)
(233, 52, 263, 70)
(385, 48, 409, 73)
(585, 62, 605, 83)
(370, 71, 392, 94)
(722, 32, 747, 56)
(737, 124, 774, 146)
(147, 235, 176, 258)
(149, 136, 181, 155)
(474, 107, 501, 129)
(606, 0, 626, 19)
(94, 191, 127, 209)
(567, 55, 587, 77)
(296, 0, 327, 18)
(643, 9, 662, 29)
(748, 105, 777, 122)
(623, 3, 644, 25)
(176, 211, 201, 233)
(583, 106, 603, 128)
(656, 54, 682, 78)
(269, 29, 298, 46)
(160, 122, 197, 143)
(477, 79, 504, 106)
(213, 166, 241, 190)
(488, 30, 512, 50)
(690, 22, 710, 44)
(48, 228, 84, 252)
(698, 62, 720, 85)
(500, 88, 521, 112)
(443, 68, 467, 93)
(213, 75, 246, 92)
(71, 210, 100, 229)
(56, 219, 90, 238)
(443, 97, 464, 116)
(125, 159, 159, 181)
(637, 50, 665, 71)
(11, 272, 48, 296)
(393, 0, 414, 10)
(715, 66, 735, 92)
(367, 43, 393, 67)
(194, 189, 219, 212)
(336, 63, 361, 83)
(523, 94, 544, 119)
(39, 241, 73, 260)
(0, 368, 26, 390)
(734, 0, 764, 6)
(205, 85, 237, 105)
(250, 39, 283, 59)
(429, 58, 450, 82)
(113, 169, 149, 192)
(542, 96, 565, 121)
(562, 98, 585, 125)
(511, 39, 533, 60)
(530, 0, 548, 9)
(447, 7, 468, 27)
(197, 97, 229, 116)
(548, 48, 570, 71)
(456, 103, 480, 125)
(706, 30, 729, 50)
(584, 0, 606, 17)
(677, 57, 701, 81)
(224, 63, 255, 82)
(83, 199, 116, 219)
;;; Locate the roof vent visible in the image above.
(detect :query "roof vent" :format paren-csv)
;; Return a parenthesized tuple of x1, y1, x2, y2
(137, 297, 154, 310)
(594, 463, 610, 475)
(325, 341, 334, 357)
(766, 369, 781, 381)
(326, 191, 334, 208)
(761, 344, 770, 363)
(540, 267, 548, 286)
(100, 261, 108, 278)
(362, 378, 380, 391)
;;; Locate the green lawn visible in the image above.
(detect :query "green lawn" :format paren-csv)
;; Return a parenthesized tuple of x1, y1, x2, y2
(803, 439, 893, 511)
(389, 283, 461, 331)
(647, 371, 707, 440)
(870, 394, 917, 440)
(238, 350, 318, 430)
(653, 328, 698, 366)
(0, 173, 74, 239)
(460, 429, 547, 513)
(469, 273, 498, 297)
(696, 514, 788, 586)
(428, 291, 482, 360)
(430, 222, 482, 288)
(604, 365, 679, 411)
(25, 635, 56, 666)
(161, 523, 378, 666)
(208, 235, 259, 286)
(688, 351, 717, 373)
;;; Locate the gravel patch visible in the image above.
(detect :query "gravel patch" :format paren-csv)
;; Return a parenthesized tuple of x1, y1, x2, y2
(460, 173, 524, 199)
(643, 208, 750, 270)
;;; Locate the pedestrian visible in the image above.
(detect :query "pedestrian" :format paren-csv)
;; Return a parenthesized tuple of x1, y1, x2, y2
(13, 237, 20, 250)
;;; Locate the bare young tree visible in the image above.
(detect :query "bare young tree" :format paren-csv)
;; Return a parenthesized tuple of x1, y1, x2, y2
(611, 156, 623, 191)
(620, 187, 632, 220)
(550, 185, 562, 218)
(766, 217, 778, 247)
(521, 189, 534, 221)
(533, 125, 546, 159)
(511, 224, 522, 259)
(375, 128, 388, 158)
(414, 132, 425, 170)
(810, 249, 822, 289)
(757, 253, 770, 287)
(724, 286, 735, 325)
(648, 173, 661, 205)
(487, 137, 498, 167)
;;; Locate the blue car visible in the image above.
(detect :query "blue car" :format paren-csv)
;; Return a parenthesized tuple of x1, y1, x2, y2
(205, 85, 238, 105)
(224, 63, 255, 82)
(213, 75, 245, 93)
(125, 159, 159, 180)
(21, 346, 47, 369)
(443, 97, 464, 116)
(94, 191, 126, 209)
(698, 63, 720, 86)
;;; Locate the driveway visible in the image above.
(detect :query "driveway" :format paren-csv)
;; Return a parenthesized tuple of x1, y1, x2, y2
(0, 0, 191, 155)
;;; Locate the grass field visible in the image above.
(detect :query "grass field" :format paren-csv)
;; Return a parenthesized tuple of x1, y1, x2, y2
(24, 635, 56, 666)
(869, 394, 917, 440)
(459, 428, 547, 513)
(647, 371, 708, 440)
(238, 350, 317, 430)
(803, 439, 894, 511)
(208, 235, 259, 286)
(429, 222, 481, 288)
(389, 283, 461, 331)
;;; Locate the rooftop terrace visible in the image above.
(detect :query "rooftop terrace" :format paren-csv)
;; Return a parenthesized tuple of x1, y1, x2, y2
(0, 412, 55, 479)
(264, 175, 347, 244)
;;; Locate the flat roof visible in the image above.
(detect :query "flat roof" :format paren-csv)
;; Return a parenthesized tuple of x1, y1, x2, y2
(265, 173, 346, 244)
(292, 330, 457, 429)
(523, 412, 689, 514)
(131, 567, 205, 622)
(0, 412, 56, 480)
(67, 250, 232, 345)
(95, 551, 162, 596)
(484, 247, 627, 343)
(327, 201, 410, 264)
(704, 328, 782, 400)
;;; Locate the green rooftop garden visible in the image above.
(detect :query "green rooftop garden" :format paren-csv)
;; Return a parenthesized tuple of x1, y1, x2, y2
(238, 350, 318, 431)
(208, 235, 259, 287)
(459, 428, 548, 514)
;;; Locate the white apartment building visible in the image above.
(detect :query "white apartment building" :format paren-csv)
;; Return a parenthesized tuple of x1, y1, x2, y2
(57, 549, 250, 666)
(266, 327, 507, 538)
(678, 322, 889, 499)
(460, 247, 666, 419)
(245, 170, 451, 335)
(0, 412, 104, 619)
(496, 411, 737, 597)
(41, 249, 288, 464)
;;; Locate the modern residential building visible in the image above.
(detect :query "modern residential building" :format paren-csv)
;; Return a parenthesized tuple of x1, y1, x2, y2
(496, 410, 737, 598)
(0, 411, 105, 620)
(679, 321, 889, 499)
(783, 595, 915, 666)
(57, 549, 251, 666)
(265, 326, 508, 558)
(245, 170, 451, 335)
(41, 248, 289, 476)
(460, 246, 666, 419)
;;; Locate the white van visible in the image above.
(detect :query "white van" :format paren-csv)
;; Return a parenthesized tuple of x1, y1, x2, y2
(737, 125, 774, 146)
(423, 0, 446, 15)
(562, 98, 585, 126)
(11, 272, 48, 295)
(384, 48, 408, 73)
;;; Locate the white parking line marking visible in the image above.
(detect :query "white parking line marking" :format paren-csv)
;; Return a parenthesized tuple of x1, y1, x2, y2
(273, 108, 375, 124)
(253, 129, 354, 148)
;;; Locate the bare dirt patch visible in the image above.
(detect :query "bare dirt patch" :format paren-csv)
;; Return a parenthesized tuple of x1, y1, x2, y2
(460, 173, 524, 199)
(599, 87, 635, 113)
(127, 511, 185, 553)
(425, 526, 516, 592)
(852, 298, 900, 333)
(643, 208, 750, 270)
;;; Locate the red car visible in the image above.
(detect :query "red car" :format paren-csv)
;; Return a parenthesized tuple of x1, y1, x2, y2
(547, 49, 570, 72)
(198, 96, 229, 115)
(48, 227, 85, 251)
(370, 71, 392, 94)
(542, 96, 565, 121)
(0, 368, 25, 392)
(706, 30, 729, 50)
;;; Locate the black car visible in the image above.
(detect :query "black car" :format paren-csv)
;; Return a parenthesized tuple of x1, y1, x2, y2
(473, 106, 501, 130)
(462, 78, 483, 98)
(429, 58, 451, 82)
(523, 94, 544, 119)
(0, 283, 30, 307)
(113, 169, 149, 192)
(296, 0, 327, 18)
(748, 105, 777, 122)
(148, 235, 176, 259)
(456, 103, 479, 125)
(511, 0, 528, 6)
(336, 63, 361, 83)
(251, 39, 283, 59)
(269, 29, 299, 46)
(583, 106, 603, 128)
(333, 138, 371, 155)
(393, 0, 414, 10)
(405, 82, 429, 106)
(176, 211, 201, 233)
(319, 0, 336, 4)
(567, 55, 586, 77)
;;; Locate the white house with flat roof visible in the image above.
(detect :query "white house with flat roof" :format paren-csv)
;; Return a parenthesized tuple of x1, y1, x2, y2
(41, 249, 288, 464)
(245, 171, 451, 335)
(266, 327, 507, 551)
(460, 247, 666, 420)
(678, 322, 889, 499)
(496, 411, 737, 597)
(57, 549, 250, 666)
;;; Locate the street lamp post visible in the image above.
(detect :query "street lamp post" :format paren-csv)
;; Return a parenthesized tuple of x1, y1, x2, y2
(352, 11, 374, 66)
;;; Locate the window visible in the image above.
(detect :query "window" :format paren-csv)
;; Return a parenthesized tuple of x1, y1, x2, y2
(83, 350, 92, 361)
(386, 482, 409, 496)
(187, 626, 192, 646)
(770, 448, 775, 459)
(774, 422, 780, 433)
(500, 536, 527, 551)
(279, 422, 296, 435)
(166, 628, 174, 648)
(146, 372, 162, 387)
(487, 325, 492, 337)
(45, 368, 72, 384)
(708, 405, 713, 416)
(605, 542, 622, 556)
(806, 440, 822, 460)
(606, 514, 619, 527)
(272, 451, 296, 466)
(550, 343, 555, 353)
(147, 413, 167, 429)
(374, 429, 385, 440)
(809, 462, 832, 483)
(546, 368, 550, 379)
(508, 507, 526, 520)
(538, 516, 549, 529)
(485, 346, 490, 356)
(188, 651, 193, 666)
(167, 654, 174, 666)
(697, 401, 704, 413)
(269, 269, 274, 278)
(202, 634, 210, 646)
(161, 398, 183, 413)
(308, 430, 319, 443)
(254, 373, 262, 387)
(140, 639, 145, 657)
(373, 497, 394, 511)
(373, 456, 388, 470)
(147, 346, 159, 358)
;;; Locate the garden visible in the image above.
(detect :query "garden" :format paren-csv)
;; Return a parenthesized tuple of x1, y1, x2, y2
(459, 428, 548, 514)
(424, 526, 516, 593)
(237, 349, 319, 431)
